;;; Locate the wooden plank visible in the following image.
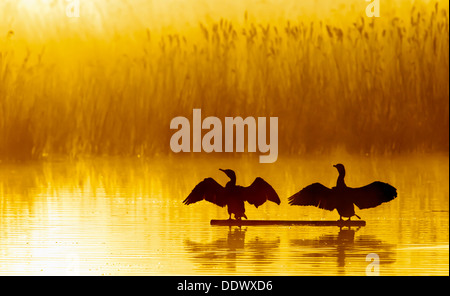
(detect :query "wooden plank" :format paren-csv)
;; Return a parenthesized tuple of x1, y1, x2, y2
(210, 219, 366, 227)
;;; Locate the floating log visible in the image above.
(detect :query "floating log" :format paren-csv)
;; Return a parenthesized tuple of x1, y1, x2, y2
(210, 219, 366, 227)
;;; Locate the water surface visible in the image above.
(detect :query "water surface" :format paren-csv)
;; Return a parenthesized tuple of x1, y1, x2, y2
(0, 155, 448, 275)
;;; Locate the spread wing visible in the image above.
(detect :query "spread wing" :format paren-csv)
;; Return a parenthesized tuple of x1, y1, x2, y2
(242, 177, 281, 208)
(288, 183, 335, 211)
(350, 181, 397, 209)
(183, 178, 227, 207)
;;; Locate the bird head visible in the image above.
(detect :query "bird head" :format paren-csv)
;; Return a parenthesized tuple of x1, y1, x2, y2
(333, 163, 346, 175)
(219, 169, 236, 181)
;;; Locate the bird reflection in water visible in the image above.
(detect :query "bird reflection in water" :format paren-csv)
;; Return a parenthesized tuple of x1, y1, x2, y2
(290, 227, 396, 275)
(184, 227, 280, 273)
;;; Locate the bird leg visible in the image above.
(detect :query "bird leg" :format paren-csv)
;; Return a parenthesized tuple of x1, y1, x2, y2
(355, 214, 361, 220)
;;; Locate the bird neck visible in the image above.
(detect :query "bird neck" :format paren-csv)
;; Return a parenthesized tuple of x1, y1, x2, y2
(336, 172, 346, 188)
(226, 177, 236, 187)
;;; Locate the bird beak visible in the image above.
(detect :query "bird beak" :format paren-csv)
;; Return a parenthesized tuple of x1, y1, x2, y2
(333, 165, 337, 168)
(219, 169, 225, 172)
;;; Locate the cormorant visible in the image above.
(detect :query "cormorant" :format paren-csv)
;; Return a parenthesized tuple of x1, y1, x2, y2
(288, 164, 397, 220)
(183, 169, 281, 220)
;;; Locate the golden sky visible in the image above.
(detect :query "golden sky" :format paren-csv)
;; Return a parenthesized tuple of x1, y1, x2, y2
(3, 0, 445, 41)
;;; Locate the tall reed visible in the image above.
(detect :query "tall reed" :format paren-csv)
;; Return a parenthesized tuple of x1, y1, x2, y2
(0, 1, 448, 160)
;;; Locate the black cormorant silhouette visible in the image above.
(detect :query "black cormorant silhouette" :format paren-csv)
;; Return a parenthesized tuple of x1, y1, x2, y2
(183, 169, 281, 220)
(288, 164, 397, 220)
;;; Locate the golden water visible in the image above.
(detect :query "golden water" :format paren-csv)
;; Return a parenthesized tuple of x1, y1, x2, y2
(0, 155, 448, 275)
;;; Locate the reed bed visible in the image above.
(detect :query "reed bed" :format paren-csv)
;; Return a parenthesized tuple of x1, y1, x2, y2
(0, 0, 448, 160)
